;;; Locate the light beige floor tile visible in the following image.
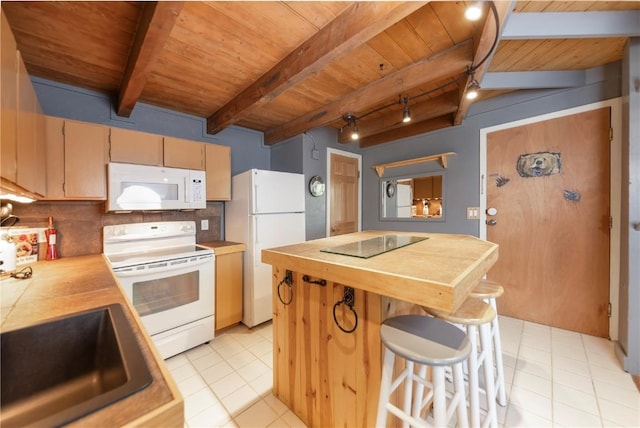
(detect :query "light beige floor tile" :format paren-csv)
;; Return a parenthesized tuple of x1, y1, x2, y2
(552, 368, 595, 395)
(165, 353, 190, 370)
(552, 401, 603, 427)
(221, 384, 261, 416)
(234, 399, 279, 428)
(512, 370, 552, 398)
(215, 341, 246, 359)
(250, 371, 274, 396)
(504, 403, 552, 428)
(247, 338, 273, 357)
(187, 401, 233, 428)
(186, 343, 216, 361)
(177, 373, 208, 398)
(553, 383, 599, 416)
(184, 388, 221, 421)
(593, 378, 640, 408)
(598, 396, 640, 427)
(201, 360, 234, 385)
(259, 351, 274, 369)
(192, 349, 224, 373)
(263, 393, 289, 416)
(237, 359, 271, 383)
(226, 350, 258, 370)
(171, 362, 199, 383)
(551, 340, 587, 362)
(211, 371, 248, 399)
(508, 385, 552, 420)
(589, 364, 638, 391)
(515, 357, 552, 380)
(518, 344, 551, 365)
(279, 410, 306, 428)
(552, 354, 591, 377)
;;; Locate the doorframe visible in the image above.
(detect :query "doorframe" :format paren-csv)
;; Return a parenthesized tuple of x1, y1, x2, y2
(479, 98, 622, 340)
(326, 148, 362, 237)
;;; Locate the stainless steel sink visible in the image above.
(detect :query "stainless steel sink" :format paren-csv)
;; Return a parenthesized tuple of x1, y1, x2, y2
(1, 304, 152, 427)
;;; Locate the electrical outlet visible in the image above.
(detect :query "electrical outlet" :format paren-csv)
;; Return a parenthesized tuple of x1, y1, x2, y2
(467, 207, 480, 220)
(201, 219, 209, 230)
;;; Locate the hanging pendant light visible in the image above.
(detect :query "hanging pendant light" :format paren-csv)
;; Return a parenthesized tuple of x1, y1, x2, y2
(465, 2, 483, 21)
(466, 80, 480, 100)
(351, 122, 359, 140)
(402, 97, 411, 123)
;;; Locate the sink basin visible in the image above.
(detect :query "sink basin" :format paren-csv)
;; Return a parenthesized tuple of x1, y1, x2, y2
(1, 304, 152, 427)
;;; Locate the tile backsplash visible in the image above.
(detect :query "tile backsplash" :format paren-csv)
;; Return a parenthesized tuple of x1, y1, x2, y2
(9, 201, 223, 258)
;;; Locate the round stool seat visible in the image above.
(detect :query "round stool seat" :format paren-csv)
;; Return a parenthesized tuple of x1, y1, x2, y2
(423, 297, 496, 326)
(380, 314, 471, 366)
(469, 279, 504, 300)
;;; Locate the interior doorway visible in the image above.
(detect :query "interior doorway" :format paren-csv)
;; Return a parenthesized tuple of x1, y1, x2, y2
(326, 148, 361, 237)
(480, 99, 621, 339)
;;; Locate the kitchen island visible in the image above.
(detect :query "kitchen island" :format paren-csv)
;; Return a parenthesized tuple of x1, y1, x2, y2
(262, 230, 498, 428)
(0, 255, 183, 427)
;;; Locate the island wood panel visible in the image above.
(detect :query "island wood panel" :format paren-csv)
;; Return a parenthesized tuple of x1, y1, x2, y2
(272, 267, 426, 428)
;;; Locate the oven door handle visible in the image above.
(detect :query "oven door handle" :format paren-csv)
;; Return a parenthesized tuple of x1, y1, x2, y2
(113, 256, 212, 277)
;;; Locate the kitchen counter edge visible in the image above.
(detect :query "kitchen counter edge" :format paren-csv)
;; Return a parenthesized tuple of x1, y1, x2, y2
(0, 255, 184, 427)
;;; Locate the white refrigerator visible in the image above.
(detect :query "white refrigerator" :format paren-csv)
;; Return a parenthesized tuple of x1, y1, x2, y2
(225, 169, 306, 327)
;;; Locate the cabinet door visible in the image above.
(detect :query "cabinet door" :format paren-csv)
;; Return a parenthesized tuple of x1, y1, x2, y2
(1, 11, 18, 183)
(64, 119, 109, 199)
(432, 175, 442, 199)
(205, 143, 231, 200)
(44, 115, 65, 199)
(413, 176, 433, 199)
(33, 102, 46, 196)
(163, 136, 204, 170)
(15, 52, 37, 193)
(110, 127, 164, 166)
(215, 252, 243, 330)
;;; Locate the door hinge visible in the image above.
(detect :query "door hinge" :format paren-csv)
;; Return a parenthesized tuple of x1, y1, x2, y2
(609, 216, 613, 229)
(608, 302, 612, 317)
(609, 127, 613, 142)
(62, 122, 65, 137)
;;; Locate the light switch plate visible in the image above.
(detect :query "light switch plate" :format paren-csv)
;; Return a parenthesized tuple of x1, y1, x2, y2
(466, 207, 480, 220)
(201, 219, 209, 230)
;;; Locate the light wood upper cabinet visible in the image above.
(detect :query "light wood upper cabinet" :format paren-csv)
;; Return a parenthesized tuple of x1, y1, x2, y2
(45, 116, 109, 199)
(1, 11, 18, 184)
(205, 143, 231, 201)
(163, 136, 205, 170)
(109, 127, 164, 166)
(1, 11, 46, 197)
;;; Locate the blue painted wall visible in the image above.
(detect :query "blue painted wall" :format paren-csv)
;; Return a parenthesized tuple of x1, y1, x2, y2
(361, 63, 622, 236)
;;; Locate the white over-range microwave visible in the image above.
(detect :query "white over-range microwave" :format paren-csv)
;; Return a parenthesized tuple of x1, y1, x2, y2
(106, 162, 206, 212)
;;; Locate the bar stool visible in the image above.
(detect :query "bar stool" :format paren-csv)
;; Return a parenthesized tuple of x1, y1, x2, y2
(376, 314, 471, 428)
(469, 279, 507, 407)
(423, 298, 498, 428)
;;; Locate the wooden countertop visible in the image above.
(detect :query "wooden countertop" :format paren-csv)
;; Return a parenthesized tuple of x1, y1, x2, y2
(262, 230, 498, 313)
(0, 255, 183, 427)
(199, 240, 246, 255)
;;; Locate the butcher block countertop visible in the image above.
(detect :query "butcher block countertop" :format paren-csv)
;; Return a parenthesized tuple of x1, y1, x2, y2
(0, 255, 183, 427)
(199, 240, 246, 255)
(262, 230, 498, 313)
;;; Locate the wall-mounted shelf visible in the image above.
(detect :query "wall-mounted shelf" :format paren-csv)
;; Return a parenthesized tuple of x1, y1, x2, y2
(373, 152, 456, 177)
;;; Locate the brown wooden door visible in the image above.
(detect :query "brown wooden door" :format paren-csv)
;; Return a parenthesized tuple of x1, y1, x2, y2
(329, 153, 359, 236)
(486, 107, 610, 337)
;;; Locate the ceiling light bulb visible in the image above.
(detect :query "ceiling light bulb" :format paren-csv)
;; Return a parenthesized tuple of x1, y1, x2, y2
(351, 124, 359, 140)
(466, 81, 480, 100)
(465, 2, 483, 21)
(402, 104, 411, 123)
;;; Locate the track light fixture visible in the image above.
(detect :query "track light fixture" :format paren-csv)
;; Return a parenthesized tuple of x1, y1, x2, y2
(402, 97, 411, 123)
(333, 2, 498, 141)
(465, 1, 483, 21)
(342, 114, 359, 140)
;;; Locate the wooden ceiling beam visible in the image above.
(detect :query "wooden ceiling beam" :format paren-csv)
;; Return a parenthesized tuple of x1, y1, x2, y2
(454, 0, 514, 126)
(117, 2, 183, 117)
(358, 115, 454, 148)
(206, 1, 427, 135)
(337, 90, 459, 143)
(264, 40, 472, 145)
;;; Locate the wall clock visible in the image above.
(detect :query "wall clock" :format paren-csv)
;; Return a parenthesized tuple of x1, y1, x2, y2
(386, 181, 396, 198)
(309, 175, 325, 197)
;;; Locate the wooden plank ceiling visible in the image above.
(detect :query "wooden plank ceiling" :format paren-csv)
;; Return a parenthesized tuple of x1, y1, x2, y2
(2, 1, 638, 148)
